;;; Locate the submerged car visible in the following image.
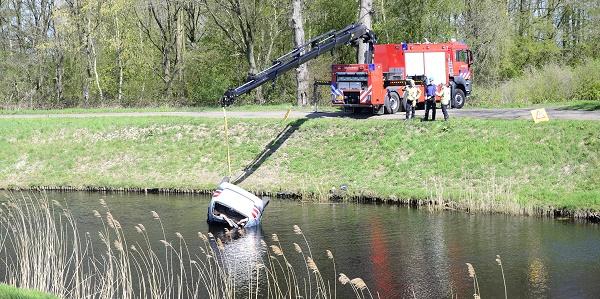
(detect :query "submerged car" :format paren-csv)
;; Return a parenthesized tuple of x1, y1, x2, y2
(207, 182, 269, 228)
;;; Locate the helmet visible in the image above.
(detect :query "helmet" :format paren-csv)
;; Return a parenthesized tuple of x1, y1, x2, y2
(408, 79, 415, 86)
(428, 77, 434, 84)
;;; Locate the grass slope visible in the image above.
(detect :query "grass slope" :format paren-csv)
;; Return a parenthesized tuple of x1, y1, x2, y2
(0, 284, 57, 299)
(1, 116, 599, 211)
(0, 103, 336, 115)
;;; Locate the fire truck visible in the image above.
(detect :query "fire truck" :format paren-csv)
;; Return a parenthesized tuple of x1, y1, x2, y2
(221, 24, 473, 114)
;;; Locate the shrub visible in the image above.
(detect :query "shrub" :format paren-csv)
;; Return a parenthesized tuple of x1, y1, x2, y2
(573, 60, 600, 101)
(472, 59, 600, 106)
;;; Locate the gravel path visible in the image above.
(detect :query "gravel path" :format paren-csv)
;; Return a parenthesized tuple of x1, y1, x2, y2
(2, 107, 599, 120)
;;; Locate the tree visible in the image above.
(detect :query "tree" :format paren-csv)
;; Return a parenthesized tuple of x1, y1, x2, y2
(461, 0, 512, 82)
(136, 0, 185, 98)
(291, 0, 308, 106)
(357, 0, 372, 64)
(201, 0, 288, 104)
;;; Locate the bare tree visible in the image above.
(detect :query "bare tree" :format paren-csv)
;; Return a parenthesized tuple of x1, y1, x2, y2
(201, 0, 286, 104)
(63, 0, 105, 106)
(182, 0, 205, 47)
(291, 0, 308, 106)
(136, 0, 184, 98)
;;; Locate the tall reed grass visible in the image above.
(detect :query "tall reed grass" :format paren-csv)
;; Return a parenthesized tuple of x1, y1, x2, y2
(0, 192, 377, 298)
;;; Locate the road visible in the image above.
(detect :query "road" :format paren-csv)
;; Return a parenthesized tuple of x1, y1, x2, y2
(2, 107, 599, 120)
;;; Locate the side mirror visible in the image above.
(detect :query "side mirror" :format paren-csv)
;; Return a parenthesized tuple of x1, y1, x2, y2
(467, 50, 474, 65)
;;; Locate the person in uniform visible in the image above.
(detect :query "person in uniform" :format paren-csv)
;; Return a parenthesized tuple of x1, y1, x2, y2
(436, 82, 451, 121)
(423, 78, 437, 121)
(403, 79, 421, 119)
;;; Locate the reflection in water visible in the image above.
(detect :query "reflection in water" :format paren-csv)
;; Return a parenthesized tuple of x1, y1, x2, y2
(526, 230, 549, 298)
(528, 258, 549, 297)
(208, 225, 265, 286)
(369, 219, 394, 296)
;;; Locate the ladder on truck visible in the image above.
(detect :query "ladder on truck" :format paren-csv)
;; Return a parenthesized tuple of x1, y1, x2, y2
(221, 23, 376, 107)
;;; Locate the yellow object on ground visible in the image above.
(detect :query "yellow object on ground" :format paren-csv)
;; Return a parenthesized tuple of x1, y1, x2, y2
(531, 108, 549, 123)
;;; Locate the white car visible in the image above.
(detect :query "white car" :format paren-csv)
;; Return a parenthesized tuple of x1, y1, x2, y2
(207, 182, 269, 228)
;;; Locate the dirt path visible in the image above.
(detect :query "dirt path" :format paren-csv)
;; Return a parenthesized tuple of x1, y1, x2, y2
(2, 107, 599, 120)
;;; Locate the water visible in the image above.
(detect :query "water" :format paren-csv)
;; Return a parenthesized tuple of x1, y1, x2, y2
(2, 191, 600, 298)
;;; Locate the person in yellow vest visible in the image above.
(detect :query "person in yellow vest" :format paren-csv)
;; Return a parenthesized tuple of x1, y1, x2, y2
(403, 79, 421, 119)
(436, 82, 451, 121)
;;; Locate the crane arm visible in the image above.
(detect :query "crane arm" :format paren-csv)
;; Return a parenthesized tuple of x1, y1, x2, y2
(221, 23, 376, 106)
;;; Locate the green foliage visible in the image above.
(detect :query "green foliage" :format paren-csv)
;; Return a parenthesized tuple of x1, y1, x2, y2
(573, 60, 600, 101)
(471, 59, 600, 106)
(184, 48, 236, 106)
(1, 0, 600, 108)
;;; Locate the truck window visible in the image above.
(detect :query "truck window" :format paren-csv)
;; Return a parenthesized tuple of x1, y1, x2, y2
(455, 50, 467, 62)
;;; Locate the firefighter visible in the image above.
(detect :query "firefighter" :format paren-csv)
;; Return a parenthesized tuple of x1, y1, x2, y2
(403, 79, 420, 119)
(423, 78, 437, 121)
(436, 81, 451, 121)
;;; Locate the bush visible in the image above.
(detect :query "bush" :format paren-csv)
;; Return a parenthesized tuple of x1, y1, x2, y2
(573, 60, 600, 101)
(471, 59, 600, 107)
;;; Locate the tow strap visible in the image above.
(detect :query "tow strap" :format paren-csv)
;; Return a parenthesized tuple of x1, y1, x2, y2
(223, 107, 232, 179)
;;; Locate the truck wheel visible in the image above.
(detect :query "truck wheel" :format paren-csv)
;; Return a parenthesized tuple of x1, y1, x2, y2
(452, 89, 466, 109)
(385, 92, 401, 114)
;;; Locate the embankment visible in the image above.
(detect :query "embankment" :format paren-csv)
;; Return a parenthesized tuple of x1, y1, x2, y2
(1, 116, 599, 219)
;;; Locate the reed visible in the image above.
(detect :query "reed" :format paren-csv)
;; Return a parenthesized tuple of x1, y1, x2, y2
(496, 255, 507, 299)
(0, 192, 376, 298)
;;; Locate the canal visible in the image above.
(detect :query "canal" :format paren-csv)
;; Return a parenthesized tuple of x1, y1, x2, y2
(2, 191, 599, 298)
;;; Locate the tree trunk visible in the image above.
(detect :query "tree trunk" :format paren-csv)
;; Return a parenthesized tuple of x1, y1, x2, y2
(246, 41, 264, 104)
(90, 38, 104, 104)
(357, 0, 373, 64)
(292, 0, 308, 106)
(55, 51, 64, 104)
(114, 16, 124, 103)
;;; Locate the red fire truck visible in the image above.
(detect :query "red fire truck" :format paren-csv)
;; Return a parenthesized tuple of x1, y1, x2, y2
(221, 24, 473, 115)
(331, 41, 473, 114)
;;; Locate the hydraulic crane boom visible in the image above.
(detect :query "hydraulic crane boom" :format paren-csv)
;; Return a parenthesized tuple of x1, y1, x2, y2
(221, 23, 376, 106)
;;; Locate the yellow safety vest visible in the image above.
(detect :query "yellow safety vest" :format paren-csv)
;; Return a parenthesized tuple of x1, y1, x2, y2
(406, 86, 419, 102)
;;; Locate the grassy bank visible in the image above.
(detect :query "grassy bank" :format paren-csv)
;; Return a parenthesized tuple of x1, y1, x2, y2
(1, 115, 599, 213)
(0, 284, 57, 299)
(0, 103, 337, 115)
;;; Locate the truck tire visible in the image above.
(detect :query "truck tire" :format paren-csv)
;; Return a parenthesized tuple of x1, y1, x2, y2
(452, 89, 466, 109)
(385, 92, 401, 114)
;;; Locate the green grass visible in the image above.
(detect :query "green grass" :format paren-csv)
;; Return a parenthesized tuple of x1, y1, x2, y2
(0, 284, 57, 299)
(557, 100, 600, 111)
(0, 103, 337, 115)
(468, 99, 600, 109)
(1, 116, 599, 212)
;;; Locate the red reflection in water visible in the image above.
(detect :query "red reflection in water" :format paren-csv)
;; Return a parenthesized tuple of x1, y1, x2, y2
(369, 219, 394, 296)
(447, 236, 469, 297)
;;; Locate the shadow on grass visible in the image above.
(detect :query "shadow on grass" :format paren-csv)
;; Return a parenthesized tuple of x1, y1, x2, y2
(231, 110, 375, 184)
(557, 101, 600, 111)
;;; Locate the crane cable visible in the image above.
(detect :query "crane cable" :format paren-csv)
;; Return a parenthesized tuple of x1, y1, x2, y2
(222, 107, 232, 179)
